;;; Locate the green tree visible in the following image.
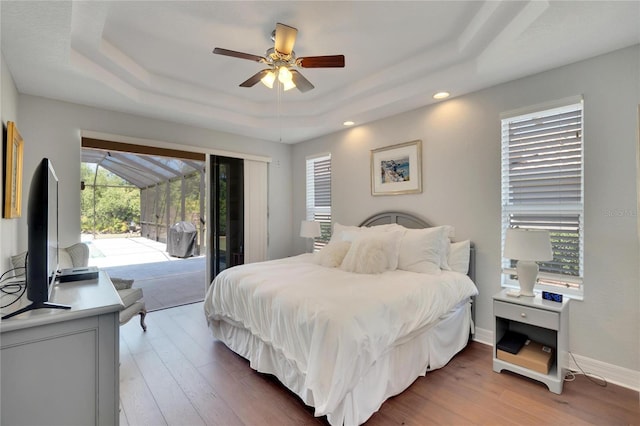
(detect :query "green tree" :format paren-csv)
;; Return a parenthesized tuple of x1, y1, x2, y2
(81, 164, 140, 234)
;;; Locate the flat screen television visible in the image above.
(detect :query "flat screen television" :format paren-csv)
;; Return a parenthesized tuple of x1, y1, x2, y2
(2, 158, 70, 320)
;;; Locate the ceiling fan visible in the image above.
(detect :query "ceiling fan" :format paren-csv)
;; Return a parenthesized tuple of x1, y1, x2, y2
(213, 23, 345, 93)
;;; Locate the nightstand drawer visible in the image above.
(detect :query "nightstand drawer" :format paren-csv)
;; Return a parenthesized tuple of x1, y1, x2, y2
(494, 300, 559, 330)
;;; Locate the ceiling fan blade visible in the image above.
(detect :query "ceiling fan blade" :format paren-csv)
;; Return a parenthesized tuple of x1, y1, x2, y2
(213, 47, 265, 63)
(290, 70, 314, 93)
(274, 23, 297, 55)
(239, 69, 272, 87)
(297, 55, 345, 68)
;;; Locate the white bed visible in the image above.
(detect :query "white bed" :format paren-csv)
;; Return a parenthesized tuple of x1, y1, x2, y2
(204, 212, 478, 425)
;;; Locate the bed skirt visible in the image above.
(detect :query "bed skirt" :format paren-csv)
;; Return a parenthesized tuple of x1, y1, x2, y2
(208, 299, 473, 426)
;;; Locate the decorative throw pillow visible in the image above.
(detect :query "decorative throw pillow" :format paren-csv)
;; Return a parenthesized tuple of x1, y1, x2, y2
(448, 240, 471, 275)
(111, 278, 134, 290)
(10, 251, 27, 271)
(397, 227, 450, 274)
(340, 236, 388, 274)
(314, 240, 352, 268)
(10, 251, 27, 279)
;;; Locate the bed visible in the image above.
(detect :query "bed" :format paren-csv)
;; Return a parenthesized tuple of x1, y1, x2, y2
(204, 212, 478, 425)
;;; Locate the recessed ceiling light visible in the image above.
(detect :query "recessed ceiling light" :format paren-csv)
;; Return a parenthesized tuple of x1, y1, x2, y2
(343, 121, 355, 126)
(433, 91, 450, 100)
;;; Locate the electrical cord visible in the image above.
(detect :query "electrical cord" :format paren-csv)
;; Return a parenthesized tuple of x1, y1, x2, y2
(564, 351, 607, 387)
(0, 266, 25, 281)
(0, 267, 27, 309)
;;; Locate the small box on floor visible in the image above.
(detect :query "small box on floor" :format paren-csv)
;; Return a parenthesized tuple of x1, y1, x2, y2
(497, 340, 554, 374)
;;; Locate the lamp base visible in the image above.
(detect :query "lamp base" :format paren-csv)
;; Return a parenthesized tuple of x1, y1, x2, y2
(516, 260, 539, 297)
(305, 237, 314, 254)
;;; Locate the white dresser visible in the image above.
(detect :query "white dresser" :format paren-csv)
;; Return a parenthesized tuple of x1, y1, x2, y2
(1, 271, 123, 426)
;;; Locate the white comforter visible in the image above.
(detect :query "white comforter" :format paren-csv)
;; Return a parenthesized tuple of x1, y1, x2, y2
(204, 254, 478, 418)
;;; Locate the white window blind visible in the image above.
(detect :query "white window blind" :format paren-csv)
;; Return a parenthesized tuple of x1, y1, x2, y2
(306, 154, 331, 251)
(501, 100, 584, 296)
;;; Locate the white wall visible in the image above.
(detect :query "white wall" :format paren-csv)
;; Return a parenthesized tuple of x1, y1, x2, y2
(1, 50, 20, 272)
(292, 45, 640, 373)
(14, 94, 292, 261)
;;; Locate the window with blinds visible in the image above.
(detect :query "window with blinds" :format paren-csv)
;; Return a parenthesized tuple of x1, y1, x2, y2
(501, 100, 584, 296)
(306, 154, 331, 251)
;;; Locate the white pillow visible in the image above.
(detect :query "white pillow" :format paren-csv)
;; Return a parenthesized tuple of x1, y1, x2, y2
(330, 222, 405, 243)
(314, 240, 352, 268)
(397, 226, 452, 274)
(439, 225, 455, 270)
(448, 240, 471, 275)
(110, 277, 135, 290)
(340, 230, 404, 273)
(366, 228, 405, 270)
(329, 223, 361, 243)
(340, 236, 388, 274)
(365, 223, 405, 232)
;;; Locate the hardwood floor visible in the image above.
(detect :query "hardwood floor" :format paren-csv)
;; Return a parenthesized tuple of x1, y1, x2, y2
(119, 302, 639, 425)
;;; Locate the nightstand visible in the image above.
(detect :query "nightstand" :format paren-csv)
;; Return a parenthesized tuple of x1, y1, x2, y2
(493, 289, 570, 394)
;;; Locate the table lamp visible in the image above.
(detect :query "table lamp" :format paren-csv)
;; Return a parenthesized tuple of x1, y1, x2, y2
(504, 228, 553, 296)
(300, 220, 321, 253)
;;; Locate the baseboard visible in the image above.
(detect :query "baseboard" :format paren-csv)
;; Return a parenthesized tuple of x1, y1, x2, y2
(567, 352, 640, 392)
(473, 327, 640, 392)
(472, 326, 493, 346)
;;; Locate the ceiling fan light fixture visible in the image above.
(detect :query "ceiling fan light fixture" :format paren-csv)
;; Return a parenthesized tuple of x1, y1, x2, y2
(213, 22, 344, 93)
(261, 70, 276, 88)
(278, 66, 293, 84)
(278, 66, 296, 90)
(282, 79, 296, 91)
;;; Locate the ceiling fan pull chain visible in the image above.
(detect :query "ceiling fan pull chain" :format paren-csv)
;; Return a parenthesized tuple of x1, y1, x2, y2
(278, 82, 283, 143)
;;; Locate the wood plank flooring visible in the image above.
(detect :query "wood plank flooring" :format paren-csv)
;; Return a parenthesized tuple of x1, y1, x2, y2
(119, 302, 639, 425)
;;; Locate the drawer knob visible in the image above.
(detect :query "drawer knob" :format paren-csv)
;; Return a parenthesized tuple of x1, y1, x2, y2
(520, 313, 527, 318)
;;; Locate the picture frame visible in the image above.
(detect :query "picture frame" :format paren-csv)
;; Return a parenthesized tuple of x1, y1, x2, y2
(371, 139, 422, 196)
(4, 121, 24, 218)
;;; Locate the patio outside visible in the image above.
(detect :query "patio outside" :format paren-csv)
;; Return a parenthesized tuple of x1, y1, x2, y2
(84, 235, 206, 311)
(80, 144, 208, 311)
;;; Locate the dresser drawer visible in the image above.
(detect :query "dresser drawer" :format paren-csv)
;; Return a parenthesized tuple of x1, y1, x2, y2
(494, 300, 559, 330)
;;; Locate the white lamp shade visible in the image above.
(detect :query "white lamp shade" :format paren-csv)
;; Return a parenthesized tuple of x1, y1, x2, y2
(260, 70, 276, 88)
(278, 66, 293, 84)
(300, 220, 321, 238)
(504, 228, 553, 261)
(282, 79, 296, 91)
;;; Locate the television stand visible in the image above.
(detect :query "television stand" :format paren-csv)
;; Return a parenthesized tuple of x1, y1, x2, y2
(1, 300, 71, 320)
(1, 271, 122, 425)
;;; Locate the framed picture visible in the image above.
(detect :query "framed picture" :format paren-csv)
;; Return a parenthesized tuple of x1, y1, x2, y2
(371, 140, 422, 196)
(4, 121, 24, 218)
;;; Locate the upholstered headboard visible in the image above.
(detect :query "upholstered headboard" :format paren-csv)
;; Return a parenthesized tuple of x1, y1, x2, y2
(359, 211, 476, 283)
(359, 211, 432, 229)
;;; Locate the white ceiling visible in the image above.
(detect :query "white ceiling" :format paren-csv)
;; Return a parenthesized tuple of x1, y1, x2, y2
(2, 1, 639, 144)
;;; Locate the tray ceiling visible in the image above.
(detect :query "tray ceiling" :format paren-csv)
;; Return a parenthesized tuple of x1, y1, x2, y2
(2, 1, 638, 144)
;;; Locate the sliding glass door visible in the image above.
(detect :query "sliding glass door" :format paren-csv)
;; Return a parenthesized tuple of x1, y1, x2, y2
(209, 155, 244, 278)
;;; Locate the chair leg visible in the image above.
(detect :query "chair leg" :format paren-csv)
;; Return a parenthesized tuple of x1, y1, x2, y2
(139, 309, 147, 332)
